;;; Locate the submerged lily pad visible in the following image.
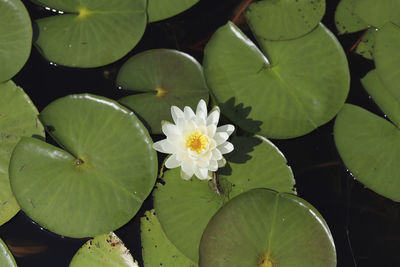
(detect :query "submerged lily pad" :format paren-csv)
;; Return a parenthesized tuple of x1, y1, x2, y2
(69, 232, 138, 267)
(354, 0, 400, 28)
(32, 0, 147, 68)
(147, 0, 199, 22)
(204, 22, 350, 139)
(374, 23, 400, 101)
(334, 104, 400, 201)
(141, 210, 197, 267)
(154, 135, 295, 261)
(0, 239, 17, 267)
(117, 49, 209, 134)
(335, 0, 369, 34)
(10, 94, 157, 238)
(245, 0, 325, 41)
(0, 0, 32, 83)
(0, 81, 44, 226)
(199, 189, 336, 267)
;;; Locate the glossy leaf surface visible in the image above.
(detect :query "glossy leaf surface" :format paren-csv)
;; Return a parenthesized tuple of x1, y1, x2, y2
(204, 22, 350, 139)
(199, 189, 336, 267)
(374, 23, 400, 101)
(117, 49, 209, 134)
(334, 104, 400, 201)
(0, 81, 44, 226)
(361, 70, 400, 127)
(0, 239, 17, 267)
(69, 232, 138, 267)
(10, 94, 157, 237)
(33, 0, 147, 68)
(154, 136, 295, 261)
(141, 210, 197, 267)
(0, 0, 32, 82)
(245, 0, 325, 40)
(147, 0, 199, 22)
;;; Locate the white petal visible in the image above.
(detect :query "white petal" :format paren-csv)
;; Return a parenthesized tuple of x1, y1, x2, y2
(217, 158, 226, 168)
(171, 106, 184, 124)
(153, 139, 175, 154)
(218, 142, 234, 154)
(217, 124, 235, 136)
(181, 160, 195, 177)
(211, 149, 222, 160)
(214, 132, 229, 145)
(180, 169, 193, 180)
(162, 121, 179, 136)
(195, 115, 206, 128)
(207, 124, 216, 137)
(165, 155, 181, 169)
(184, 106, 195, 120)
(208, 160, 218, 171)
(206, 107, 220, 126)
(194, 167, 209, 180)
(196, 99, 207, 119)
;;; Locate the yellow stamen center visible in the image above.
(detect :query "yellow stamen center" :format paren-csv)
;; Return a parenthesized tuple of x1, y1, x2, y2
(156, 87, 168, 97)
(186, 131, 208, 153)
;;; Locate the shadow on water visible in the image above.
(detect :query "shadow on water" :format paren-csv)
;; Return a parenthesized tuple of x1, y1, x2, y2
(219, 97, 263, 134)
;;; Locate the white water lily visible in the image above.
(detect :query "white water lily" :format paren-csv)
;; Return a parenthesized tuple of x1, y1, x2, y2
(153, 99, 235, 180)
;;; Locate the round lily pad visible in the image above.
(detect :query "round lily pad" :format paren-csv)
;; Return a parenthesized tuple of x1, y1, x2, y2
(141, 210, 197, 267)
(9, 94, 157, 238)
(0, 81, 44, 226)
(199, 189, 336, 267)
(355, 28, 377, 60)
(147, 0, 199, 22)
(354, 0, 400, 28)
(69, 232, 138, 267)
(154, 135, 295, 261)
(117, 49, 209, 134)
(245, 0, 325, 41)
(204, 22, 350, 139)
(32, 0, 147, 68)
(374, 23, 400, 101)
(0, 0, 32, 83)
(0, 239, 17, 267)
(334, 104, 400, 201)
(335, 0, 369, 34)
(361, 70, 400, 128)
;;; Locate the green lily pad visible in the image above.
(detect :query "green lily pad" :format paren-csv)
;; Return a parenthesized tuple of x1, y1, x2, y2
(0, 239, 17, 267)
(374, 23, 400, 101)
(9, 94, 157, 238)
(335, 0, 369, 34)
(354, 0, 400, 28)
(0, 81, 44, 226)
(141, 210, 197, 267)
(245, 0, 325, 41)
(355, 28, 377, 60)
(0, 0, 32, 83)
(147, 0, 199, 22)
(361, 70, 400, 128)
(334, 104, 400, 201)
(117, 49, 209, 134)
(32, 0, 147, 68)
(204, 22, 350, 139)
(154, 135, 295, 261)
(69, 232, 138, 267)
(199, 189, 336, 267)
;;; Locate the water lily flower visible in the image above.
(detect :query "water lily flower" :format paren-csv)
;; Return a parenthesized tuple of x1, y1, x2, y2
(153, 99, 235, 180)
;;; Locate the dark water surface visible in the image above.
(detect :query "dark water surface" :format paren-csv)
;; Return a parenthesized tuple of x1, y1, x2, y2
(1, 0, 399, 266)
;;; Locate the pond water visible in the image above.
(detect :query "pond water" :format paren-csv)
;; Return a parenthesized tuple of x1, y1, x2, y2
(1, 0, 399, 266)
